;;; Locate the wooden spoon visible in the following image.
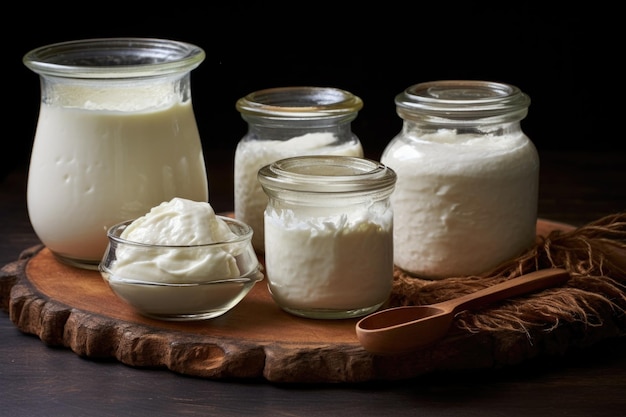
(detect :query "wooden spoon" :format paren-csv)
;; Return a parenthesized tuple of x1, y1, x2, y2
(356, 268, 570, 355)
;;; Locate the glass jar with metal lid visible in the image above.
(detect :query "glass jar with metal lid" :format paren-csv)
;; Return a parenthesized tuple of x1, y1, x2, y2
(381, 80, 539, 280)
(234, 86, 364, 253)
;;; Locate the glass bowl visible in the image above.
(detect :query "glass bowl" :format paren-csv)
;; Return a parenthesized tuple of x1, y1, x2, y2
(99, 217, 263, 321)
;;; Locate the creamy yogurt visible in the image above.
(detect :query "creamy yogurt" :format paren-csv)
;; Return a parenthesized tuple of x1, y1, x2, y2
(381, 129, 539, 279)
(264, 208, 394, 312)
(112, 198, 241, 283)
(234, 132, 363, 252)
(258, 155, 397, 319)
(101, 198, 263, 320)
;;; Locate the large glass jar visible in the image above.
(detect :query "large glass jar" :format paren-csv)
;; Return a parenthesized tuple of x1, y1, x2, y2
(234, 86, 364, 252)
(381, 80, 539, 280)
(258, 156, 397, 319)
(23, 38, 209, 270)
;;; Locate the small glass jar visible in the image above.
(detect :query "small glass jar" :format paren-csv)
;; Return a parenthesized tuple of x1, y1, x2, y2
(381, 80, 539, 280)
(23, 38, 209, 270)
(234, 86, 364, 253)
(258, 155, 397, 319)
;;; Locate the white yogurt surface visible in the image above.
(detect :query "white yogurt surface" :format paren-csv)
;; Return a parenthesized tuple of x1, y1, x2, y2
(112, 198, 240, 283)
(234, 132, 363, 251)
(381, 129, 539, 279)
(264, 207, 393, 311)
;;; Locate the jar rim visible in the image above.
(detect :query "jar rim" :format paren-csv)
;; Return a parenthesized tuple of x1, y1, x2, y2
(258, 155, 396, 193)
(23, 38, 205, 79)
(396, 80, 530, 123)
(236, 86, 363, 119)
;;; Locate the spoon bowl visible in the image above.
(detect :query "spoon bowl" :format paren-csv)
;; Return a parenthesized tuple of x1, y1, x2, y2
(356, 268, 570, 355)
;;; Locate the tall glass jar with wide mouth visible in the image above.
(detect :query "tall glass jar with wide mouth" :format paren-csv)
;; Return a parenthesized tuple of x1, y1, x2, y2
(23, 38, 209, 270)
(381, 80, 539, 280)
(234, 86, 364, 253)
(258, 155, 397, 319)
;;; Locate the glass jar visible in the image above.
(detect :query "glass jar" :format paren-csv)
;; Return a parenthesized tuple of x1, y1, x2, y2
(23, 38, 209, 270)
(258, 155, 397, 319)
(234, 86, 364, 253)
(381, 80, 539, 280)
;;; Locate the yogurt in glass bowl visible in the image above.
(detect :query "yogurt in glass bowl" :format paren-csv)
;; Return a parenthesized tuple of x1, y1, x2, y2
(98, 198, 263, 321)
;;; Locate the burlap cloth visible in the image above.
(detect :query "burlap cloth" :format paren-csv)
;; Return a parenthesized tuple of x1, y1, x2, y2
(388, 212, 626, 341)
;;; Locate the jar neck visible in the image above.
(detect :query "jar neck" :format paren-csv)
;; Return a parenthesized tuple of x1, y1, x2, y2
(242, 114, 357, 142)
(396, 80, 530, 127)
(258, 155, 397, 205)
(39, 72, 192, 110)
(401, 118, 524, 138)
(24, 38, 204, 111)
(237, 86, 363, 142)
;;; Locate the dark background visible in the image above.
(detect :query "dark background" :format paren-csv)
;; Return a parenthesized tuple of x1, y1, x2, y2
(5, 3, 622, 181)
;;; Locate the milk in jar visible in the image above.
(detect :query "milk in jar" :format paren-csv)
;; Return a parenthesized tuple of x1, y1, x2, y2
(23, 38, 209, 269)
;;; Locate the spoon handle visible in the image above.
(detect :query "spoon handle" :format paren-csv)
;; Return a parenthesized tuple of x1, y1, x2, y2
(439, 268, 570, 314)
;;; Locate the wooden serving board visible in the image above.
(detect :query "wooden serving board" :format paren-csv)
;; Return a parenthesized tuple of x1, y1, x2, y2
(3, 219, 615, 383)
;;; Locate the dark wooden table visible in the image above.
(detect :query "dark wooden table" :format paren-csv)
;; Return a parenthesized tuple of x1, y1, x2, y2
(2, 150, 625, 417)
